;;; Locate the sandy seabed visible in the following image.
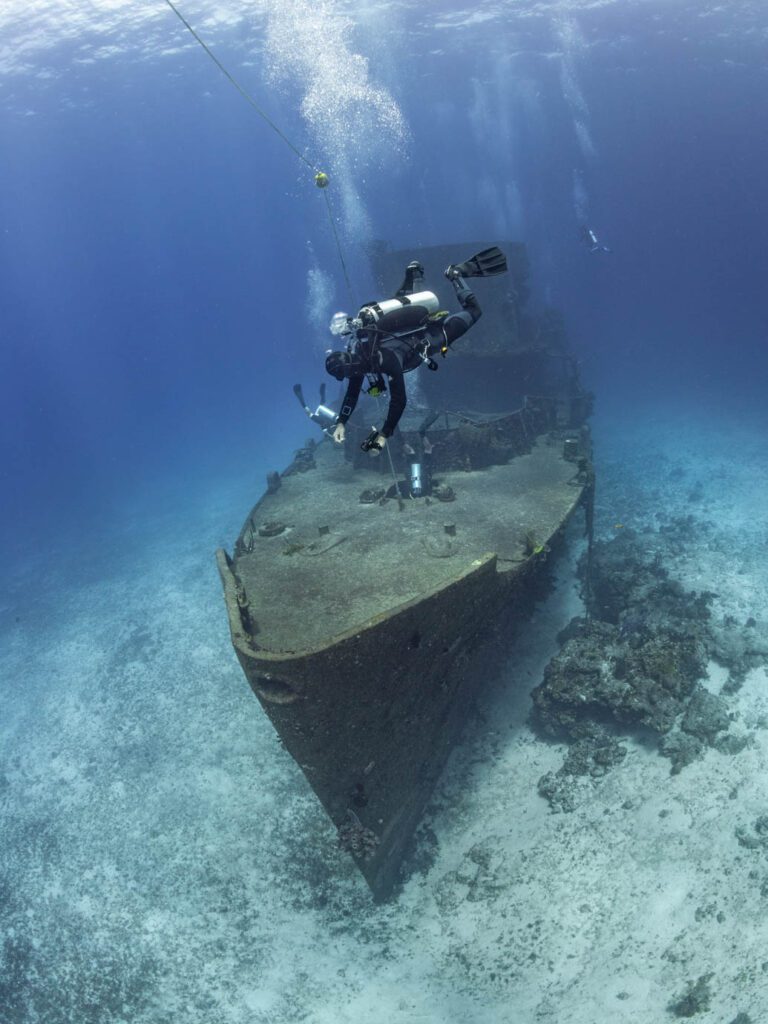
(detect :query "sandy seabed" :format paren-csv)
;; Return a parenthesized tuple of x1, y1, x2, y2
(1, 406, 767, 1024)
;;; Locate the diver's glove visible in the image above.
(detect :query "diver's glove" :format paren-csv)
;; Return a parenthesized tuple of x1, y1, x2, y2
(361, 428, 387, 456)
(332, 422, 346, 444)
(401, 260, 425, 294)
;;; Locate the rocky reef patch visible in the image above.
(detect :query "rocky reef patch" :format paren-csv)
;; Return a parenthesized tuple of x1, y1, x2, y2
(531, 525, 768, 810)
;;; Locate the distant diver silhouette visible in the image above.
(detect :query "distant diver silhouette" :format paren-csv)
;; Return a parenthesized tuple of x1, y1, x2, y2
(580, 225, 611, 254)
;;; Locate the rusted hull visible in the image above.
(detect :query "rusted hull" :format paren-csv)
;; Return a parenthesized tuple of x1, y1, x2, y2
(216, 238, 594, 898)
(216, 485, 586, 899)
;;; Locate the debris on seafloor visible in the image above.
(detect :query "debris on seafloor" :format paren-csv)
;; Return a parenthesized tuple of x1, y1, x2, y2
(667, 973, 714, 1019)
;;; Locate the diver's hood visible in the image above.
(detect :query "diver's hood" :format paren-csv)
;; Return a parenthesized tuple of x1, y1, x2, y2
(325, 350, 360, 380)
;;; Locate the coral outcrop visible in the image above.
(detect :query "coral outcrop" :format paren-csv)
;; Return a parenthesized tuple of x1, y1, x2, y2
(532, 528, 767, 808)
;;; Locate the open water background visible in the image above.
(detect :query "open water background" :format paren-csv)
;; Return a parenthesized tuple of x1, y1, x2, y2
(2, 3, 768, 1022)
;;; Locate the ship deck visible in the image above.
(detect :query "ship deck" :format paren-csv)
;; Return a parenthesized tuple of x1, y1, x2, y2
(234, 437, 582, 655)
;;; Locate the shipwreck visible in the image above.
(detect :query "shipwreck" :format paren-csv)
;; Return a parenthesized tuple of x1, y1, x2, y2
(216, 241, 594, 899)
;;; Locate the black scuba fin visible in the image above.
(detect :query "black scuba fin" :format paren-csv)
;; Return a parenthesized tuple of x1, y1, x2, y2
(453, 246, 508, 278)
(293, 383, 310, 414)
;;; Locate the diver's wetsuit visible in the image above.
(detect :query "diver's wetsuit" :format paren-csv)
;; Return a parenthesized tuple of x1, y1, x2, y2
(336, 267, 481, 438)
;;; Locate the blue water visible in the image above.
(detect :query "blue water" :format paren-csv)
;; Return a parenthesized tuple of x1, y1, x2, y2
(2, 3, 768, 1022)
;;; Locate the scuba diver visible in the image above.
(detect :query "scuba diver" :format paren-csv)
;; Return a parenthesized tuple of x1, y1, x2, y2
(325, 246, 507, 456)
(580, 225, 611, 254)
(292, 381, 337, 431)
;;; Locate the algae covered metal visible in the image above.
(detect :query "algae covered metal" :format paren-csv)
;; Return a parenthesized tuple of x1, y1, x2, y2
(216, 241, 594, 899)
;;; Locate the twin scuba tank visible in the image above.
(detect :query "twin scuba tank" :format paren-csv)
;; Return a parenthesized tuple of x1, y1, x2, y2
(356, 291, 440, 337)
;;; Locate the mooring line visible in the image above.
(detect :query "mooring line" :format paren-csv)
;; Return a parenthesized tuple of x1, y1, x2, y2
(161, 0, 355, 303)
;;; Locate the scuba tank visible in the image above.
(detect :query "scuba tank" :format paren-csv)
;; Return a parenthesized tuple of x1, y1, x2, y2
(357, 291, 439, 335)
(409, 461, 424, 498)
